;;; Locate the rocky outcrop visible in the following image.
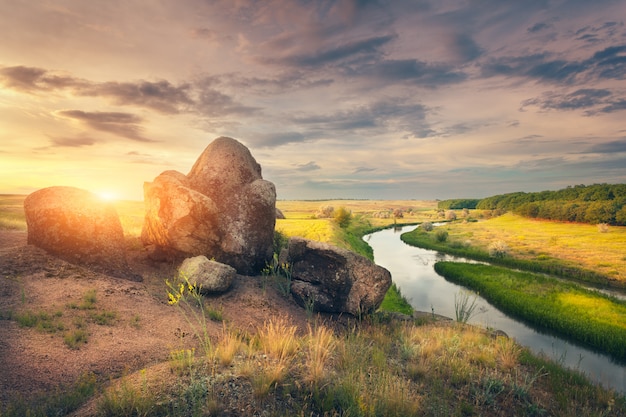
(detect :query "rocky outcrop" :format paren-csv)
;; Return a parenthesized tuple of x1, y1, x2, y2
(178, 256, 236, 294)
(282, 237, 392, 315)
(23, 186, 140, 281)
(141, 137, 276, 274)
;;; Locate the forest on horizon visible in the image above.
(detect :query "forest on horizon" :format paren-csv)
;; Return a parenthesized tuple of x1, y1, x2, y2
(438, 183, 626, 226)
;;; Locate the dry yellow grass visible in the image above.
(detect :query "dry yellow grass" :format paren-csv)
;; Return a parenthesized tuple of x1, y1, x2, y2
(304, 324, 336, 385)
(445, 212, 626, 283)
(276, 199, 438, 242)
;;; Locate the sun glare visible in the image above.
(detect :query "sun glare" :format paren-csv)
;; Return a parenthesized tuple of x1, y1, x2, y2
(96, 191, 117, 201)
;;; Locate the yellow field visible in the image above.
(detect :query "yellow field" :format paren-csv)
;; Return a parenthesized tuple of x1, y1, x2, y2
(276, 199, 438, 240)
(443, 212, 626, 283)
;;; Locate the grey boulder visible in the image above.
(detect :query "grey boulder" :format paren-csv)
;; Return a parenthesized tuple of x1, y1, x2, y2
(23, 186, 140, 281)
(178, 255, 236, 294)
(283, 237, 392, 315)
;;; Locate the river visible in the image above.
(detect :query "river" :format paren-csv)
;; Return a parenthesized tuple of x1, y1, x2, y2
(365, 225, 626, 394)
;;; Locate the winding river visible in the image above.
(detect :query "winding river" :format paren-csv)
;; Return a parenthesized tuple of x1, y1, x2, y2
(365, 225, 626, 394)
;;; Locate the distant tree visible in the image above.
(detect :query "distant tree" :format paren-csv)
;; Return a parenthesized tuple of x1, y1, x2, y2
(616, 206, 626, 226)
(334, 206, 352, 228)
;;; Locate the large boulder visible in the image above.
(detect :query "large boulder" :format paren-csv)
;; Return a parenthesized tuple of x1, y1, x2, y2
(23, 186, 140, 281)
(141, 137, 276, 274)
(283, 237, 392, 315)
(178, 256, 236, 294)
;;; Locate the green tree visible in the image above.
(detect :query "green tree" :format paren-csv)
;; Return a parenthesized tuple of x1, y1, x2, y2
(334, 206, 352, 228)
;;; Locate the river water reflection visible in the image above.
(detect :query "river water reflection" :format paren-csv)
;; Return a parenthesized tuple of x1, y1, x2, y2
(365, 225, 626, 394)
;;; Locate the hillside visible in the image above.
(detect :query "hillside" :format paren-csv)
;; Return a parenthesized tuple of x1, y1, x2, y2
(0, 197, 624, 416)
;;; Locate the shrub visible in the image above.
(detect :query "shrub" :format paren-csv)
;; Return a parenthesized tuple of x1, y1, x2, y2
(488, 240, 509, 258)
(315, 205, 334, 218)
(435, 229, 448, 242)
(334, 206, 352, 228)
(421, 221, 433, 232)
(445, 210, 457, 220)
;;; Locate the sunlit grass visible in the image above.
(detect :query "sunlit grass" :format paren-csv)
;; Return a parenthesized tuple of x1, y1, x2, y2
(304, 324, 336, 386)
(0, 194, 27, 231)
(435, 261, 626, 360)
(276, 218, 336, 243)
(257, 317, 300, 361)
(445, 212, 626, 283)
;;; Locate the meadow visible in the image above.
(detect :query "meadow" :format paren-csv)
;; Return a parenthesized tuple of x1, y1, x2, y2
(402, 212, 626, 288)
(1, 196, 625, 416)
(435, 261, 626, 361)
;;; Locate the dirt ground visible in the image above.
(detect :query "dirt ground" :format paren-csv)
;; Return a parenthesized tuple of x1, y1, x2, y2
(0, 230, 315, 407)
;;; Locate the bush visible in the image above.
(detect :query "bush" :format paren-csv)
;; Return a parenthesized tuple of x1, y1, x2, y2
(334, 207, 352, 228)
(445, 210, 457, 220)
(421, 221, 433, 232)
(435, 229, 448, 242)
(315, 205, 334, 218)
(488, 240, 509, 258)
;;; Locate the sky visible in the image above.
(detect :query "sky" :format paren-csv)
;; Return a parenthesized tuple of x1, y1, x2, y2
(1, 0, 625, 201)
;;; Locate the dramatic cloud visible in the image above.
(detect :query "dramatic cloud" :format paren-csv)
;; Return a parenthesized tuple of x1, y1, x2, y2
(291, 100, 430, 138)
(450, 33, 484, 62)
(56, 110, 154, 142)
(82, 80, 194, 114)
(1, 0, 626, 200)
(258, 34, 397, 69)
(49, 136, 97, 147)
(575, 21, 624, 43)
(0, 65, 87, 92)
(353, 166, 377, 174)
(0, 65, 250, 117)
(527, 22, 552, 33)
(296, 161, 321, 172)
(481, 44, 626, 84)
(586, 139, 626, 154)
(522, 88, 611, 110)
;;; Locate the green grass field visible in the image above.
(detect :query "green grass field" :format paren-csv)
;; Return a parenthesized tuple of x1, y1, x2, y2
(435, 261, 626, 361)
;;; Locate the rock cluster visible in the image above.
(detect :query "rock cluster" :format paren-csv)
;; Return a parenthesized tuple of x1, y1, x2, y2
(282, 237, 392, 315)
(22, 137, 392, 316)
(23, 186, 139, 281)
(141, 137, 276, 274)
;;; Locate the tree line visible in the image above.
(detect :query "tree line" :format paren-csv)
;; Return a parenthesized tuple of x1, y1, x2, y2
(439, 183, 626, 225)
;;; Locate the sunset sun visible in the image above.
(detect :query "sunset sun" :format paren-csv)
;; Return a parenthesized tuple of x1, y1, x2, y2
(96, 191, 117, 201)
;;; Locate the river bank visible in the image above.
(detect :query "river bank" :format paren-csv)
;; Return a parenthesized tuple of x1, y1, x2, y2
(366, 225, 626, 395)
